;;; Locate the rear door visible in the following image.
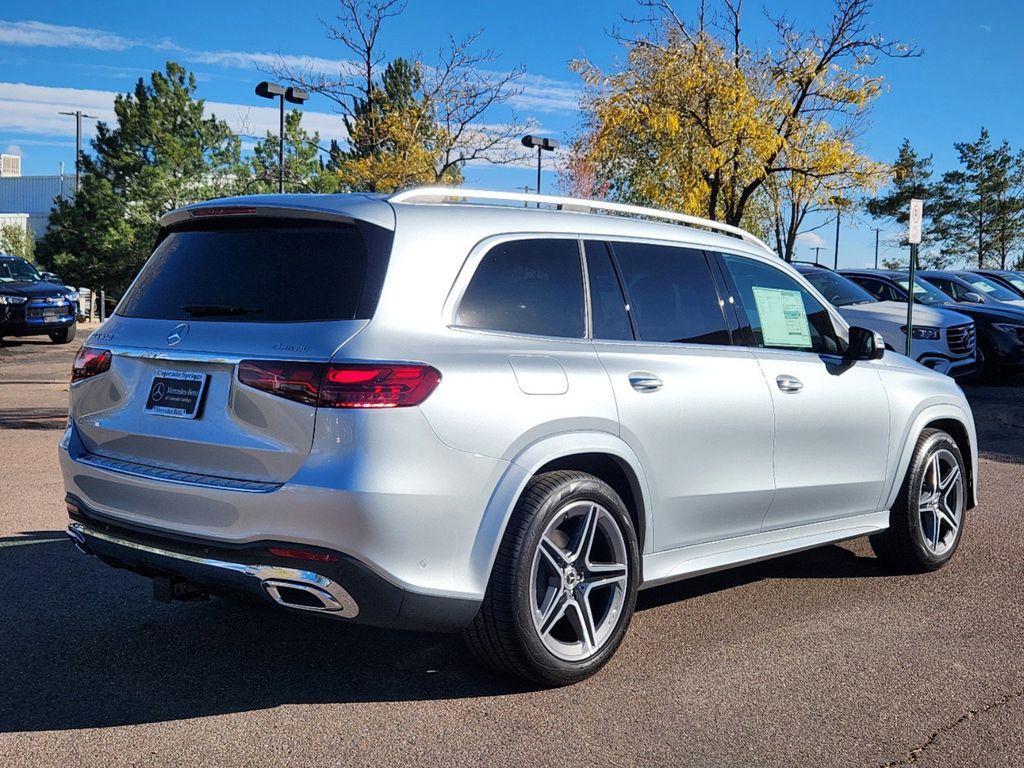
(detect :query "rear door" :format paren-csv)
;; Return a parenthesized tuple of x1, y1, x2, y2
(72, 214, 391, 483)
(588, 240, 775, 551)
(718, 253, 890, 529)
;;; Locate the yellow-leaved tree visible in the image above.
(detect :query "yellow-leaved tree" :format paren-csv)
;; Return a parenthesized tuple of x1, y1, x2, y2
(565, 0, 914, 259)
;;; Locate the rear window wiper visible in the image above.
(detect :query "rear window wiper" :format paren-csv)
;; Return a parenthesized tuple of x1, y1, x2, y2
(181, 304, 263, 318)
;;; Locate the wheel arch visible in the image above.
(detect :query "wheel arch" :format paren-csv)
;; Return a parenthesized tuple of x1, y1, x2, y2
(883, 403, 978, 512)
(469, 432, 654, 595)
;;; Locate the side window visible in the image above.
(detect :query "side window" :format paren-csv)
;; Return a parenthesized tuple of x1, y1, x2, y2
(584, 241, 634, 341)
(456, 238, 585, 338)
(612, 242, 730, 345)
(722, 254, 842, 355)
(939, 279, 966, 300)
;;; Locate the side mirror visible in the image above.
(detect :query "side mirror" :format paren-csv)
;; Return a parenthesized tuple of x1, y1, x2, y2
(845, 326, 885, 362)
(962, 291, 984, 304)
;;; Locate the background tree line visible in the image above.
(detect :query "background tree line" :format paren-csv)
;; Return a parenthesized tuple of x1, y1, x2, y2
(33, 0, 1024, 298)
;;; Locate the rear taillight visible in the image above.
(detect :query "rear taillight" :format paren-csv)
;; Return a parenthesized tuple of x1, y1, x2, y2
(237, 361, 322, 406)
(320, 364, 441, 408)
(71, 347, 111, 382)
(237, 361, 440, 409)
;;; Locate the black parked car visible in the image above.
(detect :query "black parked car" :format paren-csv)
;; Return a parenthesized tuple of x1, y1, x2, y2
(0, 254, 78, 344)
(969, 269, 1024, 299)
(840, 268, 1024, 381)
(917, 270, 1024, 310)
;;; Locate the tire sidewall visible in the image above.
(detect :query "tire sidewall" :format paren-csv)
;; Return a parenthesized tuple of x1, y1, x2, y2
(512, 476, 639, 683)
(904, 432, 967, 568)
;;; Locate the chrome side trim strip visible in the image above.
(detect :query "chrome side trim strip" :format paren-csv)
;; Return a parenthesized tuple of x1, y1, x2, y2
(67, 522, 359, 618)
(75, 451, 282, 493)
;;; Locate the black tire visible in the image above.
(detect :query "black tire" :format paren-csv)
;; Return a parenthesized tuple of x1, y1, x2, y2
(870, 428, 968, 572)
(464, 470, 640, 686)
(49, 323, 77, 344)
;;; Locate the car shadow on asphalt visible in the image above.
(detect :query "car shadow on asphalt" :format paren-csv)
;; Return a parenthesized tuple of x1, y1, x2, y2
(0, 533, 891, 733)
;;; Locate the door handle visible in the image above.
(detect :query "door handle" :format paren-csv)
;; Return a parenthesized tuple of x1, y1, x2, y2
(776, 374, 804, 393)
(628, 373, 663, 393)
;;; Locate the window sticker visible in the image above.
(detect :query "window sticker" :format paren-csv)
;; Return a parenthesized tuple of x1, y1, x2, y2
(751, 286, 812, 348)
(969, 280, 997, 293)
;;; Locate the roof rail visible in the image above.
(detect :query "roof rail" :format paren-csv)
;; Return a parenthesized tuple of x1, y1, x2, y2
(388, 187, 772, 252)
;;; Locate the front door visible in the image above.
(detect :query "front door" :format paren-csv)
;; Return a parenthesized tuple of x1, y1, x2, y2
(718, 253, 891, 530)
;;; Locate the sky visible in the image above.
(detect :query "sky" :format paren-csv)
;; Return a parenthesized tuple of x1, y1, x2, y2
(1, 0, 1021, 267)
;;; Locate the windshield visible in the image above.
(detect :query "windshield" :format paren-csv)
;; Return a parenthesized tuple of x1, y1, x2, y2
(1001, 273, 1024, 294)
(0, 258, 41, 283)
(802, 270, 877, 307)
(962, 274, 1020, 301)
(896, 277, 953, 306)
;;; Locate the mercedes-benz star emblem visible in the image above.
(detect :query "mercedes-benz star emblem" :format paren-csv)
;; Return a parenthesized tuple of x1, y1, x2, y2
(166, 323, 189, 346)
(151, 382, 166, 402)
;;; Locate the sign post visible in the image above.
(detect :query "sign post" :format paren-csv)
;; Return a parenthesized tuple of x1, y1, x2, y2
(905, 199, 923, 357)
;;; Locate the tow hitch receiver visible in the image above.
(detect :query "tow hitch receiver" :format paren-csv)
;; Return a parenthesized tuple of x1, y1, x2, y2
(153, 576, 209, 603)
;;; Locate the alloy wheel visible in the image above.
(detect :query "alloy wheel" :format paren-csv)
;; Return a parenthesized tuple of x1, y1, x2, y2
(529, 500, 629, 662)
(917, 448, 964, 556)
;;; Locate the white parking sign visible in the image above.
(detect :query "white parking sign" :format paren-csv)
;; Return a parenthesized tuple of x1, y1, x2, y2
(908, 199, 923, 245)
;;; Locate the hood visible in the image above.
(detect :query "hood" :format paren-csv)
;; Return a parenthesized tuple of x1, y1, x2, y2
(840, 301, 971, 328)
(0, 281, 71, 299)
(944, 301, 1024, 323)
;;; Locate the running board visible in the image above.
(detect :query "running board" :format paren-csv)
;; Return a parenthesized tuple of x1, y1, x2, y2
(640, 510, 889, 589)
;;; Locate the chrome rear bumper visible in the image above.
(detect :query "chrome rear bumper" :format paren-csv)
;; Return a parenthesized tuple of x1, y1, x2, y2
(67, 521, 359, 617)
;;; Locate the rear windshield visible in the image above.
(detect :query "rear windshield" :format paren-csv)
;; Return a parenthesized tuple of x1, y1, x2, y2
(117, 217, 389, 322)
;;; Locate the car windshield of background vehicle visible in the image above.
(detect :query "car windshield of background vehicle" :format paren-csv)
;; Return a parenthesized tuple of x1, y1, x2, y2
(802, 272, 878, 307)
(0, 258, 41, 283)
(897, 278, 950, 305)
(1004, 274, 1024, 293)
(965, 275, 1020, 301)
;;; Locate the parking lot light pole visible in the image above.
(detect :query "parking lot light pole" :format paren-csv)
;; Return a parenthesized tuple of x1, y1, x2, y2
(255, 82, 309, 193)
(58, 110, 98, 194)
(520, 135, 560, 199)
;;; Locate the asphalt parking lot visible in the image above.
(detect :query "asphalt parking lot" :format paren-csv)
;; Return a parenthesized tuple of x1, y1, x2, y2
(1, 331, 1022, 767)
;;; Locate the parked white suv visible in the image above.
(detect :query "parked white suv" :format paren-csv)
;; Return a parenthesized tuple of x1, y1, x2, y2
(795, 264, 977, 378)
(63, 188, 978, 685)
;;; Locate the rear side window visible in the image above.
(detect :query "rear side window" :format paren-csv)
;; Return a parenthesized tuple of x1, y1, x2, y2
(118, 218, 387, 322)
(722, 254, 841, 354)
(456, 238, 584, 338)
(584, 241, 634, 341)
(612, 242, 730, 345)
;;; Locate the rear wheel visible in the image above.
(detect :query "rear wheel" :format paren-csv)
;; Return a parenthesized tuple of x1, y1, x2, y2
(49, 323, 76, 344)
(464, 470, 639, 686)
(870, 428, 967, 572)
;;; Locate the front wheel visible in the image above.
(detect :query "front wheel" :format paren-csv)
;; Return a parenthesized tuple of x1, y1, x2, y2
(49, 323, 77, 344)
(870, 428, 967, 572)
(464, 470, 639, 686)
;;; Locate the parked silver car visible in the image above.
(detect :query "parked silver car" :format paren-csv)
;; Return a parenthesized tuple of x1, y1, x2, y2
(62, 188, 978, 685)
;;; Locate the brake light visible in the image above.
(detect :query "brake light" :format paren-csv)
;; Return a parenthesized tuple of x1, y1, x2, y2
(237, 361, 440, 409)
(71, 347, 111, 382)
(320, 364, 441, 408)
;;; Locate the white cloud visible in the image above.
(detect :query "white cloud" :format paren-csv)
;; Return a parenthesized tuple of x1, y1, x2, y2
(0, 20, 135, 51)
(4, 143, 23, 156)
(0, 18, 582, 116)
(979, 24, 993, 32)
(0, 82, 348, 142)
(796, 231, 826, 248)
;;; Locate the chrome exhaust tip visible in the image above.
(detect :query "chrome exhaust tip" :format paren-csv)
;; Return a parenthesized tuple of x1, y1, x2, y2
(66, 523, 90, 555)
(262, 579, 359, 617)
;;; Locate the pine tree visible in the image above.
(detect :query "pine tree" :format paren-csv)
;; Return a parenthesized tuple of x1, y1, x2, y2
(38, 62, 241, 294)
(246, 110, 331, 193)
(932, 128, 1024, 269)
(866, 139, 935, 246)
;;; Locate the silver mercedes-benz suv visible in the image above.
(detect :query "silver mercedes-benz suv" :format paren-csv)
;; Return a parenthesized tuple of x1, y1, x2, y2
(62, 188, 978, 685)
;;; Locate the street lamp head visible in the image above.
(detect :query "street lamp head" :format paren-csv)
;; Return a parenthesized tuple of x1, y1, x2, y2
(285, 87, 309, 105)
(255, 81, 287, 99)
(521, 134, 560, 151)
